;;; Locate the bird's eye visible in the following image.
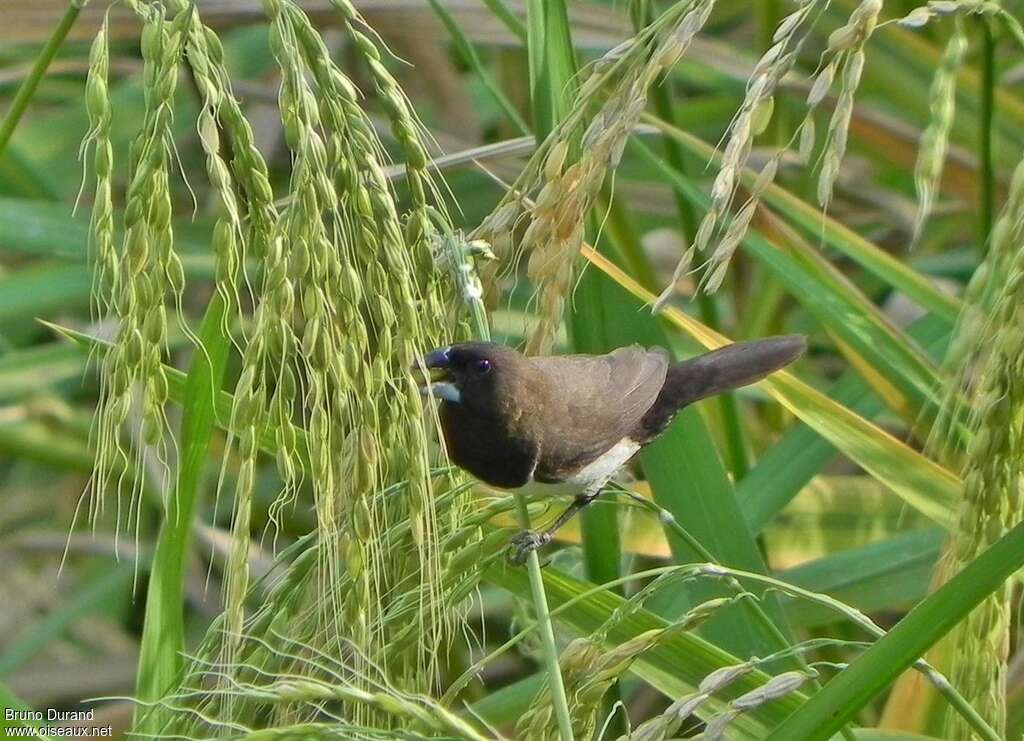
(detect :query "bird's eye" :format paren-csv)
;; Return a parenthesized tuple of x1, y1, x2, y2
(474, 358, 492, 374)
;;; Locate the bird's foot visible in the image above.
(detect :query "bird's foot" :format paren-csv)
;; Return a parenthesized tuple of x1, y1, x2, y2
(507, 530, 552, 566)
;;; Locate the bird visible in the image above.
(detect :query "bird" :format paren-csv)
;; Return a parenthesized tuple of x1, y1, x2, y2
(415, 335, 806, 565)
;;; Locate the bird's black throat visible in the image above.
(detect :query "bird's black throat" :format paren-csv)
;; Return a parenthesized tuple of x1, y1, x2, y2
(438, 401, 537, 489)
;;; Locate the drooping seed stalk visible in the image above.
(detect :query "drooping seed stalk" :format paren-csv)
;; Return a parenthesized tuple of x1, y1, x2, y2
(78, 0, 482, 733)
(659, 0, 800, 301)
(285, 0, 439, 688)
(911, 19, 967, 246)
(942, 180, 1024, 741)
(933, 157, 1024, 457)
(651, 0, 881, 306)
(102, 0, 469, 730)
(187, 19, 277, 265)
(184, 9, 249, 327)
(977, 16, 996, 253)
(929, 143, 1024, 739)
(472, 0, 718, 353)
(203, 0, 465, 723)
(815, 0, 881, 210)
(84, 18, 114, 321)
(655, 0, 822, 306)
(90, 4, 188, 536)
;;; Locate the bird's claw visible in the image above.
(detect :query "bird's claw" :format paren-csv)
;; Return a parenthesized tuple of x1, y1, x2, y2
(507, 530, 551, 566)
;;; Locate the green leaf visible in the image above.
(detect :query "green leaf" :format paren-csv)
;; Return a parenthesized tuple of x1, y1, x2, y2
(779, 529, 943, 630)
(0, 148, 59, 199)
(0, 197, 217, 277)
(0, 342, 92, 403)
(0, 417, 94, 472)
(426, 0, 531, 136)
(643, 411, 794, 659)
(478, 0, 527, 42)
(738, 314, 951, 534)
(133, 295, 231, 732)
(467, 674, 543, 728)
(0, 262, 91, 325)
(765, 519, 1024, 741)
(526, 0, 577, 137)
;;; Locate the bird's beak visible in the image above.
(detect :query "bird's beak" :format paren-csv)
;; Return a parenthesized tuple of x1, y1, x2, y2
(413, 347, 462, 404)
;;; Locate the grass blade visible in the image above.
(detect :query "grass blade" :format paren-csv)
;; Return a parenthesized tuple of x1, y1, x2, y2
(0, 564, 133, 678)
(522, 5, 579, 737)
(764, 520, 1024, 741)
(133, 295, 230, 731)
(525, 0, 577, 136)
(0, 263, 91, 325)
(426, 0, 531, 136)
(779, 529, 943, 630)
(0, 684, 53, 740)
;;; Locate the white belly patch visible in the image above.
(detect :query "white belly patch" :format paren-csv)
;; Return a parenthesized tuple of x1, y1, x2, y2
(565, 438, 641, 488)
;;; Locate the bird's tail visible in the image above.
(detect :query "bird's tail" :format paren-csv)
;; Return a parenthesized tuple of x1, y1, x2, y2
(641, 335, 806, 435)
(666, 334, 807, 407)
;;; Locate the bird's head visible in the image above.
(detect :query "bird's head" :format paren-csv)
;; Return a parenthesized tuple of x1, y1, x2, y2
(414, 342, 525, 416)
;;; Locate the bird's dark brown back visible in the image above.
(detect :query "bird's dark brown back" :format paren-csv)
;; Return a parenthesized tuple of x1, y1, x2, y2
(527, 346, 669, 482)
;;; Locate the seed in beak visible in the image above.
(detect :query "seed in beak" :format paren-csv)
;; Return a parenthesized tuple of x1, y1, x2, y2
(414, 347, 461, 403)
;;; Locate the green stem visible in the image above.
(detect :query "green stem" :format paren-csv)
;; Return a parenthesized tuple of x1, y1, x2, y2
(133, 295, 230, 731)
(514, 495, 576, 741)
(0, 0, 82, 159)
(521, 2, 578, 737)
(442, 224, 574, 741)
(765, 520, 1024, 741)
(996, 10, 1024, 55)
(977, 17, 996, 254)
(526, 0, 576, 136)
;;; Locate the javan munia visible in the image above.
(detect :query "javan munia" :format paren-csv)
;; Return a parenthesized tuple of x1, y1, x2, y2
(416, 336, 805, 564)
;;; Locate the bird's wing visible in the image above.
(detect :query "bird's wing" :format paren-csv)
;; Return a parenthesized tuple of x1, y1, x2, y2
(529, 346, 669, 478)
